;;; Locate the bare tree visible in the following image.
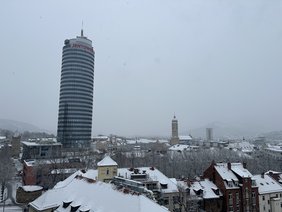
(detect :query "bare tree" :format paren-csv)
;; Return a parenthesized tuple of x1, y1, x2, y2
(0, 145, 14, 211)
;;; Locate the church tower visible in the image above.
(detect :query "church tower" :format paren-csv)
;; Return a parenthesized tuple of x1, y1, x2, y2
(170, 115, 179, 145)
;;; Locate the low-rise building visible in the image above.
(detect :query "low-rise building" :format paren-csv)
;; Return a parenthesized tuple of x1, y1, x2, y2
(178, 179, 223, 212)
(28, 171, 169, 212)
(97, 156, 118, 182)
(253, 174, 282, 212)
(21, 139, 62, 161)
(16, 185, 43, 204)
(22, 158, 84, 189)
(265, 170, 282, 184)
(204, 162, 259, 212)
(264, 145, 282, 160)
(117, 167, 180, 211)
(79, 156, 180, 211)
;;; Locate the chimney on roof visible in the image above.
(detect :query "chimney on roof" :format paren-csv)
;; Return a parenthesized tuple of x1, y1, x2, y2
(243, 162, 247, 169)
(227, 162, 231, 170)
(187, 179, 191, 187)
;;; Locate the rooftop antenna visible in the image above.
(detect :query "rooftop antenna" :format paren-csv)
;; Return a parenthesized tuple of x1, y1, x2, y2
(81, 21, 84, 37)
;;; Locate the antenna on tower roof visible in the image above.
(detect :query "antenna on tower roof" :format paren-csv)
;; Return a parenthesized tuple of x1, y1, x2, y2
(81, 21, 84, 37)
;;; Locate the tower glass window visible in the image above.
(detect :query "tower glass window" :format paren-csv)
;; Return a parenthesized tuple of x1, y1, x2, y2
(57, 31, 95, 148)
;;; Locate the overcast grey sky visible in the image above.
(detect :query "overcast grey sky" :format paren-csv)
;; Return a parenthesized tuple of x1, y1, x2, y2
(1, 0, 282, 136)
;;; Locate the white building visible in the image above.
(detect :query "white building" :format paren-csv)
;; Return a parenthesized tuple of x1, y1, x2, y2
(117, 167, 179, 211)
(29, 170, 169, 212)
(253, 174, 282, 212)
(264, 145, 282, 160)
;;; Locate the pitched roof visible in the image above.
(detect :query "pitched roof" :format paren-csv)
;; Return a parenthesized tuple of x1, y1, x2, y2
(214, 163, 238, 181)
(231, 163, 253, 178)
(30, 174, 168, 212)
(253, 174, 282, 194)
(97, 156, 118, 166)
(191, 179, 222, 199)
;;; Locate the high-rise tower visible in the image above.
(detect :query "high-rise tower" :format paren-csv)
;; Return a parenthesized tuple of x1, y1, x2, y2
(170, 115, 179, 145)
(57, 30, 95, 148)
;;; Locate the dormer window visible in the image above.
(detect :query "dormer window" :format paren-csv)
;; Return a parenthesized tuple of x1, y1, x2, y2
(63, 201, 72, 208)
(160, 183, 168, 189)
(213, 188, 220, 195)
(227, 180, 233, 187)
(71, 206, 80, 212)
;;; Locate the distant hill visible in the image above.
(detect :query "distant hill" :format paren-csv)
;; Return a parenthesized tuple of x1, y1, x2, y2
(189, 121, 265, 139)
(0, 119, 46, 133)
(260, 131, 282, 140)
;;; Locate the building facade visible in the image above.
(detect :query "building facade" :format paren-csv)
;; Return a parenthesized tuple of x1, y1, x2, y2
(22, 158, 84, 189)
(21, 140, 62, 161)
(203, 162, 259, 212)
(170, 115, 179, 145)
(57, 30, 95, 148)
(253, 174, 282, 212)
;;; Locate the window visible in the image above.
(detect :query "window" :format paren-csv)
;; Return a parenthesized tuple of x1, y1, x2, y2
(163, 197, 169, 205)
(245, 188, 249, 200)
(228, 205, 233, 212)
(262, 195, 265, 201)
(229, 193, 233, 205)
(106, 169, 109, 175)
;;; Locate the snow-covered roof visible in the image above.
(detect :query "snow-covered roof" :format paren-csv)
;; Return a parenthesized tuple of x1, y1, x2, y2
(265, 170, 282, 175)
(51, 168, 77, 175)
(179, 135, 192, 140)
(191, 179, 222, 199)
(22, 141, 61, 146)
(127, 138, 169, 144)
(231, 163, 253, 178)
(214, 163, 238, 181)
(169, 144, 189, 151)
(253, 174, 282, 194)
(24, 158, 75, 167)
(30, 174, 168, 212)
(265, 146, 282, 152)
(81, 169, 98, 180)
(118, 167, 178, 194)
(92, 135, 109, 140)
(97, 156, 118, 167)
(22, 185, 43, 192)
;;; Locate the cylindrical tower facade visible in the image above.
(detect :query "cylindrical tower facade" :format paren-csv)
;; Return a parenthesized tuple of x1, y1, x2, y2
(57, 33, 95, 148)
